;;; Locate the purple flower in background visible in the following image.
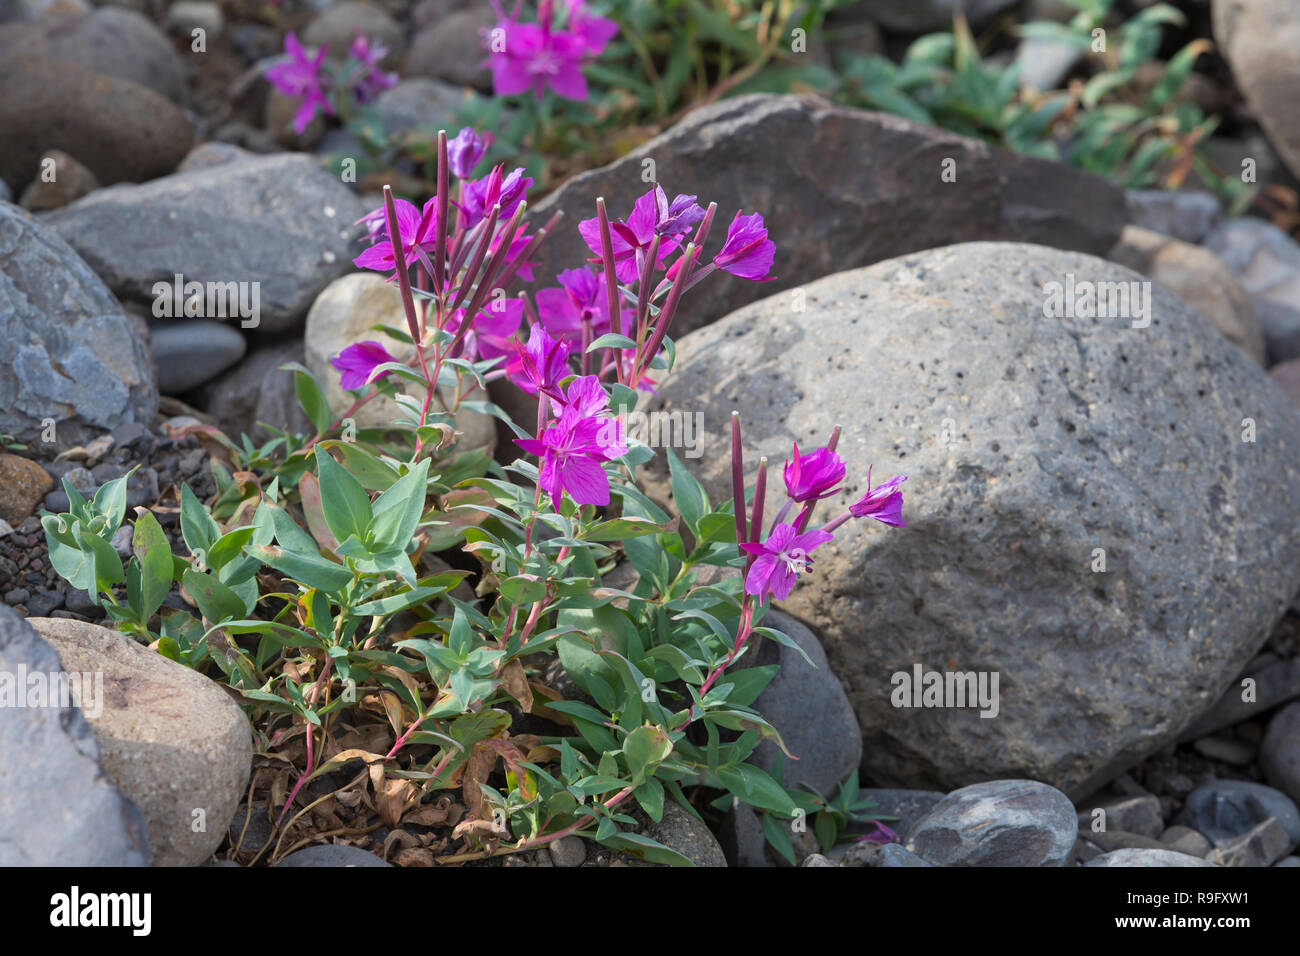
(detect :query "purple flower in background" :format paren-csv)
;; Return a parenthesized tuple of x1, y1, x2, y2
(739, 523, 833, 602)
(331, 340, 396, 391)
(486, 0, 609, 102)
(458, 165, 532, 229)
(348, 33, 398, 103)
(265, 32, 334, 135)
(849, 470, 907, 527)
(516, 376, 625, 508)
(509, 324, 571, 397)
(854, 821, 900, 845)
(352, 197, 437, 273)
(783, 443, 846, 503)
(447, 126, 491, 179)
(578, 187, 686, 283)
(535, 267, 610, 344)
(714, 211, 775, 281)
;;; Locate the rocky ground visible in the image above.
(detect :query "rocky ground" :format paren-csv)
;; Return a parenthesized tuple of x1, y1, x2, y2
(4, 0, 1300, 867)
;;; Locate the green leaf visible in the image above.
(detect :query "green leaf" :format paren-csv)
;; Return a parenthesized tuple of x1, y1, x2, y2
(583, 517, 673, 542)
(666, 448, 709, 533)
(179, 482, 221, 559)
(587, 333, 637, 353)
(622, 725, 672, 786)
(91, 468, 133, 532)
(314, 448, 373, 544)
(182, 567, 247, 624)
(294, 369, 334, 435)
(131, 510, 173, 624)
(717, 764, 797, 815)
(761, 811, 798, 866)
(597, 831, 694, 867)
(318, 440, 401, 491)
(366, 458, 430, 553)
(246, 543, 353, 593)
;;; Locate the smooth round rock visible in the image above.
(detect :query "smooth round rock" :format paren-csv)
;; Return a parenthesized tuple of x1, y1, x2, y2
(1084, 848, 1217, 867)
(149, 319, 248, 395)
(1261, 702, 1300, 807)
(905, 779, 1077, 867)
(27, 617, 253, 867)
(275, 844, 392, 867)
(1178, 780, 1300, 847)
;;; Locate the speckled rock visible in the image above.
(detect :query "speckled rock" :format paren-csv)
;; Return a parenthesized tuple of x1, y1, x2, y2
(904, 780, 1077, 867)
(0, 202, 156, 446)
(625, 801, 727, 868)
(1084, 848, 1217, 867)
(644, 242, 1300, 797)
(0, 606, 150, 865)
(45, 154, 366, 333)
(28, 617, 253, 867)
(0, 453, 54, 524)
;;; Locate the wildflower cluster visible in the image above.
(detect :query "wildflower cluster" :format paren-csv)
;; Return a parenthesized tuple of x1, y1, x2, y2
(485, 0, 617, 102)
(266, 30, 398, 135)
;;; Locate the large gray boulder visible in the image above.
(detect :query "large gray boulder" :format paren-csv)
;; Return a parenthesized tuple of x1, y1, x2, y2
(0, 201, 155, 446)
(45, 153, 367, 334)
(643, 242, 1300, 798)
(0, 605, 150, 865)
(524, 94, 1126, 340)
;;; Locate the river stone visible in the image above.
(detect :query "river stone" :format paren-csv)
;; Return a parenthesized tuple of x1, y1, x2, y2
(0, 56, 193, 191)
(276, 844, 393, 866)
(0, 452, 53, 524)
(1204, 218, 1300, 364)
(302, 1, 404, 65)
(1261, 702, 1300, 806)
(303, 273, 496, 452)
(623, 801, 727, 868)
(0, 7, 186, 103)
(1108, 225, 1264, 365)
(525, 94, 1125, 340)
(1213, 0, 1300, 180)
(1084, 848, 1217, 867)
(0, 605, 150, 865)
(737, 608, 861, 795)
(643, 242, 1300, 797)
(1125, 189, 1222, 244)
(1178, 780, 1300, 847)
(904, 779, 1077, 867)
(45, 154, 367, 334)
(0, 202, 156, 447)
(150, 319, 248, 394)
(28, 617, 253, 866)
(194, 339, 312, 441)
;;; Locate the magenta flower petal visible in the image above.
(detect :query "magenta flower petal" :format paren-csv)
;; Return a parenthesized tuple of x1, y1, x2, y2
(330, 340, 396, 391)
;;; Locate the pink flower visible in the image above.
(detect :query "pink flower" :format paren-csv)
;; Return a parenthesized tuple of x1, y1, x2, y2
(266, 32, 334, 135)
(509, 324, 571, 397)
(352, 197, 437, 273)
(849, 471, 907, 527)
(739, 523, 833, 601)
(458, 165, 532, 229)
(516, 376, 625, 508)
(578, 186, 688, 284)
(714, 211, 775, 281)
(447, 126, 491, 179)
(783, 443, 846, 503)
(492, 224, 538, 282)
(564, 0, 617, 55)
(535, 267, 609, 343)
(348, 33, 397, 102)
(486, 0, 609, 101)
(330, 340, 396, 391)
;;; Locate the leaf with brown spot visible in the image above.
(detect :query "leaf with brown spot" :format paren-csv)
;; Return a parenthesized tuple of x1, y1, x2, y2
(500, 659, 534, 713)
(298, 472, 339, 551)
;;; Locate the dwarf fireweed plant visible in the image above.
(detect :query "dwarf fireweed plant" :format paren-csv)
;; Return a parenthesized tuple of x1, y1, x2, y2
(42, 128, 905, 865)
(266, 30, 398, 135)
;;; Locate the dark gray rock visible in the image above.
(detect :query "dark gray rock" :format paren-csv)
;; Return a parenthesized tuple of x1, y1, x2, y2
(1261, 701, 1300, 806)
(875, 842, 932, 867)
(0, 56, 193, 190)
(1159, 825, 1212, 858)
(275, 844, 392, 867)
(403, 4, 494, 90)
(0, 604, 150, 864)
(626, 801, 727, 868)
(46, 154, 367, 334)
(194, 340, 312, 440)
(1178, 780, 1300, 847)
(739, 608, 861, 796)
(1205, 816, 1293, 867)
(1076, 793, 1164, 839)
(905, 779, 1077, 867)
(525, 95, 1125, 341)
(150, 319, 248, 395)
(547, 835, 587, 867)
(856, 788, 946, 837)
(1179, 654, 1300, 741)
(644, 243, 1300, 797)
(373, 78, 476, 141)
(1125, 189, 1223, 244)
(1204, 218, 1300, 363)
(1084, 848, 1217, 867)
(0, 7, 186, 103)
(0, 202, 155, 446)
